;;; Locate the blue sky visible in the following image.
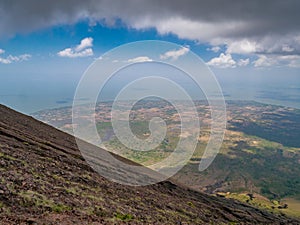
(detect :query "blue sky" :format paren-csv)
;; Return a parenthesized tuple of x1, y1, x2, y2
(0, 20, 214, 65)
(0, 1, 299, 113)
(1, 19, 297, 78)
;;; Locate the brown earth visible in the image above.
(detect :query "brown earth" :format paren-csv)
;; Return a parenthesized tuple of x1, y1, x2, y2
(0, 104, 299, 224)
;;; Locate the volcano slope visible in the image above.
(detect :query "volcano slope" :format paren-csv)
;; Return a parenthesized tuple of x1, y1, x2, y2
(0, 104, 299, 224)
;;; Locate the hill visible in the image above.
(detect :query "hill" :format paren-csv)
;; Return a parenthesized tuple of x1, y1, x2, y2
(33, 100, 300, 205)
(0, 104, 299, 224)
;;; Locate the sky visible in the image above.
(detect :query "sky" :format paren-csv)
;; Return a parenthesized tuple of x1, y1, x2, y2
(0, 1, 299, 113)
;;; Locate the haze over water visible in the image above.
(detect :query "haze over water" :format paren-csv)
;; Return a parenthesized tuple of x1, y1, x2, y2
(0, 70, 299, 114)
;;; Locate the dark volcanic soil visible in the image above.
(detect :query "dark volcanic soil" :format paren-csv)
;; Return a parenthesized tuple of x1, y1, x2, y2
(0, 104, 299, 224)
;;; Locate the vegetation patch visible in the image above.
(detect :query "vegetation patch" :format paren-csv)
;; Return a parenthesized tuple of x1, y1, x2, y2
(114, 212, 134, 221)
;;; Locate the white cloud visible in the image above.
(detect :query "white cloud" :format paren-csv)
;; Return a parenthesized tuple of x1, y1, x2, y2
(0, 51, 31, 64)
(237, 58, 250, 66)
(207, 54, 250, 68)
(135, 17, 248, 45)
(288, 59, 300, 68)
(254, 54, 300, 68)
(58, 37, 94, 58)
(280, 55, 300, 68)
(207, 53, 236, 68)
(226, 39, 259, 54)
(282, 45, 294, 53)
(75, 37, 93, 52)
(0, 58, 10, 64)
(127, 56, 153, 63)
(131, 14, 300, 58)
(207, 46, 221, 53)
(160, 46, 189, 60)
(253, 55, 274, 67)
(58, 48, 93, 58)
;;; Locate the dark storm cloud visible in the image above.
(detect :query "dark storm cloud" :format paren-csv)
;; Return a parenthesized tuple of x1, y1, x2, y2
(1, 0, 300, 55)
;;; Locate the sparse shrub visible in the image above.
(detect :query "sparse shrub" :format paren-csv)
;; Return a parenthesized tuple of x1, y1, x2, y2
(187, 201, 194, 207)
(51, 204, 71, 213)
(114, 212, 134, 221)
